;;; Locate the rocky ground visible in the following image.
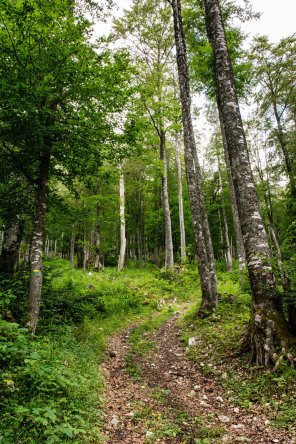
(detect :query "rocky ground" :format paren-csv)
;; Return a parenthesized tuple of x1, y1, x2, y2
(100, 310, 295, 443)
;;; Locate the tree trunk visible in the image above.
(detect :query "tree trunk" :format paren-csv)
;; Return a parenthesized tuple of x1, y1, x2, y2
(160, 130, 174, 269)
(70, 230, 75, 269)
(217, 97, 246, 276)
(272, 102, 296, 198)
(204, 0, 295, 365)
(175, 131, 186, 262)
(83, 222, 88, 272)
(171, 0, 217, 313)
(218, 157, 232, 272)
(27, 152, 50, 334)
(117, 162, 126, 272)
(0, 219, 24, 276)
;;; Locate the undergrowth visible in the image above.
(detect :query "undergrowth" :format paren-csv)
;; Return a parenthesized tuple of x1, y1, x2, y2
(0, 258, 199, 443)
(180, 272, 296, 430)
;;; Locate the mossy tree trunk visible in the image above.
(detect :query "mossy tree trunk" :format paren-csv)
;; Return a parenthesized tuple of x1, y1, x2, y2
(203, 0, 295, 365)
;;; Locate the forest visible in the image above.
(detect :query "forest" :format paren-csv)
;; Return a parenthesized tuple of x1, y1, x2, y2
(0, 0, 296, 442)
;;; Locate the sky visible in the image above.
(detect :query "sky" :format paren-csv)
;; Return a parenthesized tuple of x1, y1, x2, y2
(102, 0, 296, 44)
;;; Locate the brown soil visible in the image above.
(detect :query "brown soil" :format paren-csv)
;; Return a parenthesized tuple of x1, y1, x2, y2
(100, 311, 295, 443)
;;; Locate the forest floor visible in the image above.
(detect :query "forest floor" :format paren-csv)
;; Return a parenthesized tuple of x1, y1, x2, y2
(100, 307, 296, 444)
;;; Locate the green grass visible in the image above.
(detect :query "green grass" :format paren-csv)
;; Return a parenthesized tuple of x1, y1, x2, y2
(180, 273, 296, 430)
(0, 259, 200, 443)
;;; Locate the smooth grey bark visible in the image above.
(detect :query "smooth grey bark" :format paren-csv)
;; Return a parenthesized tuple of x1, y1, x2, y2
(191, 145, 218, 298)
(171, 0, 217, 313)
(175, 131, 186, 262)
(27, 152, 50, 334)
(0, 219, 24, 276)
(217, 98, 246, 275)
(83, 222, 88, 272)
(160, 130, 174, 269)
(117, 162, 126, 272)
(204, 0, 295, 365)
(272, 103, 296, 198)
(70, 230, 75, 269)
(218, 157, 232, 272)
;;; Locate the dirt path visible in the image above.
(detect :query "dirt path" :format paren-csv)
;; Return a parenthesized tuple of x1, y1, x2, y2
(100, 311, 294, 443)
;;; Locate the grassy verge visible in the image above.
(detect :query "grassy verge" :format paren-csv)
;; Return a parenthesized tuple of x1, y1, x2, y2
(0, 259, 200, 443)
(179, 272, 296, 431)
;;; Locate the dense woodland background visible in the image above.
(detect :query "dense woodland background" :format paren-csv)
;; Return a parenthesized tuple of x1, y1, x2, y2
(0, 0, 296, 442)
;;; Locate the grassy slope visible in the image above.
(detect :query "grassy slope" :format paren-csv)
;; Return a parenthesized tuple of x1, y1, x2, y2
(0, 259, 199, 444)
(1, 260, 295, 443)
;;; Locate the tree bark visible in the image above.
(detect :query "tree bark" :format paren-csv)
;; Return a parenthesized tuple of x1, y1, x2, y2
(117, 162, 126, 272)
(204, 0, 295, 365)
(175, 131, 186, 262)
(70, 229, 75, 269)
(217, 97, 246, 276)
(0, 219, 24, 276)
(27, 152, 50, 334)
(171, 0, 217, 313)
(160, 130, 174, 269)
(272, 102, 296, 198)
(218, 156, 232, 272)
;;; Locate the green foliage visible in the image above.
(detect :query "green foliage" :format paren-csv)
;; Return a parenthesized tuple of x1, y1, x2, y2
(180, 272, 296, 429)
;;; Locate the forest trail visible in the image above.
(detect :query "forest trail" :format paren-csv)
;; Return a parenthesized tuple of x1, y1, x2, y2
(100, 309, 294, 443)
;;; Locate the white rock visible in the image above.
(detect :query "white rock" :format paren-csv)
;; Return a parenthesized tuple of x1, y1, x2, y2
(88, 272, 93, 275)
(218, 415, 230, 423)
(253, 416, 258, 421)
(265, 420, 270, 426)
(194, 385, 201, 390)
(110, 417, 121, 427)
(216, 396, 224, 403)
(200, 401, 210, 408)
(203, 395, 208, 400)
(273, 440, 279, 443)
(231, 424, 244, 429)
(200, 362, 205, 367)
(222, 373, 228, 379)
(146, 431, 154, 438)
(126, 412, 134, 417)
(233, 408, 239, 414)
(188, 337, 197, 346)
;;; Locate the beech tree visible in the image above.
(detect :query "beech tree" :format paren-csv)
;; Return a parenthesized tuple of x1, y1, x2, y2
(203, 0, 296, 365)
(170, 0, 218, 314)
(0, 0, 132, 332)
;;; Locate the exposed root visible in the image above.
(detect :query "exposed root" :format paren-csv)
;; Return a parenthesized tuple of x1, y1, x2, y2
(248, 308, 296, 368)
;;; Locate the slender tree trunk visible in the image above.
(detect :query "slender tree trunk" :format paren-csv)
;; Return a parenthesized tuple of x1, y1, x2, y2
(217, 97, 246, 275)
(0, 230, 4, 256)
(27, 152, 50, 334)
(0, 219, 24, 276)
(175, 131, 186, 262)
(70, 229, 75, 269)
(171, 0, 217, 313)
(272, 103, 296, 198)
(218, 157, 232, 272)
(204, 0, 295, 365)
(83, 222, 87, 272)
(118, 162, 126, 272)
(160, 130, 174, 269)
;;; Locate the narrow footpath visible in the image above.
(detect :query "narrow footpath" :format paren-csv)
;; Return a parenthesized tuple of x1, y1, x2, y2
(100, 311, 294, 443)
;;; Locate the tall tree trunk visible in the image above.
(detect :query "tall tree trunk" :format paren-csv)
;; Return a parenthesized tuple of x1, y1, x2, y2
(218, 157, 232, 272)
(27, 152, 50, 334)
(70, 229, 75, 269)
(0, 230, 4, 256)
(83, 222, 87, 272)
(175, 131, 186, 262)
(171, 0, 217, 313)
(160, 130, 174, 269)
(118, 162, 126, 272)
(272, 102, 296, 198)
(0, 219, 24, 276)
(217, 97, 246, 275)
(204, 0, 295, 365)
